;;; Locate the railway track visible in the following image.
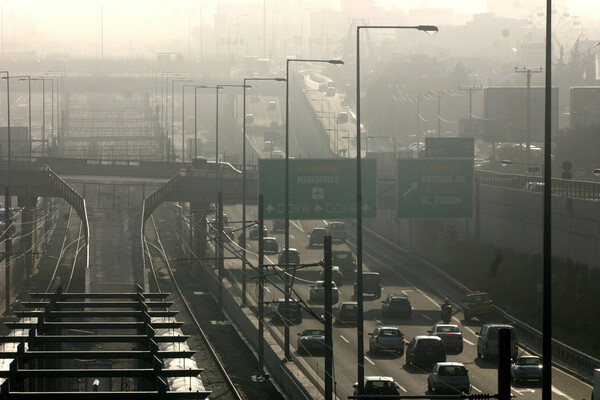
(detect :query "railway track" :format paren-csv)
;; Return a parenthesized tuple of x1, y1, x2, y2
(143, 206, 282, 400)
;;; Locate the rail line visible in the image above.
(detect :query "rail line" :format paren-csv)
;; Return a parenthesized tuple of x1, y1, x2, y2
(143, 212, 244, 400)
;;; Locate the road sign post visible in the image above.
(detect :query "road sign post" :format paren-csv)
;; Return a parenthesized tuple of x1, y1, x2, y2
(259, 159, 377, 219)
(396, 158, 473, 219)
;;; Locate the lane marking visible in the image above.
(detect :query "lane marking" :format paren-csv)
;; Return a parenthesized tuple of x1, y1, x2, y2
(290, 220, 304, 233)
(472, 385, 482, 393)
(463, 338, 475, 346)
(398, 385, 408, 393)
(340, 335, 349, 343)
(552, 386, 575, 400)
(365, 357, 375, 366)
(375, 319, 382, 325)
(421, 313, 432, 321)
(265, 287, 270, 293)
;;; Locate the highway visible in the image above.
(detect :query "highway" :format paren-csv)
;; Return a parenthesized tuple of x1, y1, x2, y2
(207, 72, 594, 399)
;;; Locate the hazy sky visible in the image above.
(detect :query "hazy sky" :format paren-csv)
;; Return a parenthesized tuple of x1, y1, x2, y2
(0, 0, 597, 56)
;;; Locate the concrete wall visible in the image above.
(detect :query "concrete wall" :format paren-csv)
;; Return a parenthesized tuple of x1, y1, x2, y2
(365, 184, 600, 270)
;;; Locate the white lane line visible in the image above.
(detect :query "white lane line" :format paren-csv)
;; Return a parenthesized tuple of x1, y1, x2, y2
(375, 319, 382, 325)
(421, 313, 432, 321)
(340, 335, 350, 343)
(365, 357, 375, 366)
(290, 220, 304, 233)
(552, 386, 575, 400)
(265, 287, 270, 293)
(472, 385, 482, 393)
(397, 385, 408, 393)
(463, 338, 475, 346)
(512, 388, 524, 396)
(322, 220, 328, 225)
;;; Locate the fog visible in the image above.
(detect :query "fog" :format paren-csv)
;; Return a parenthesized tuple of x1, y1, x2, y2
(1, 0, 598, 58)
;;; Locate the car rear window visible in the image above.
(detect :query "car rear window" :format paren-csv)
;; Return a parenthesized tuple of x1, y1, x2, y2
(438, 366, 467, 376)
(487, 327, 516, 340)
(390, 298, 408, 305)
(380, 329, 401, 337)
(436, 326, 460, 333)
(416, 339, 443, 350)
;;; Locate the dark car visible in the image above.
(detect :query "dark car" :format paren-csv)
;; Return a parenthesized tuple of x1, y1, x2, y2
(249, 224, 268, 240)
(272, 219, 285, 232)
(297, 329, 326, 355)
(381, 294, 412, 318)
(428, 324, 464, 353)
(332, 250, 356, 281)
(354, 272, 382, 298)
(271, 298, 302, 325)
(278, 248, 300, 265)
(336, 302, 358, 325)
(406, 336, 446, 368)
(262, 237, 279, 253)
(222, 226, 235, 241)
(511, 356, 543, 384)
(308, 227, 327, 246)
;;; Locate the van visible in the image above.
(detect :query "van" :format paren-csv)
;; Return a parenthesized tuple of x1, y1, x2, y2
(326, 221, 346, 242)
(476, 324, 518, 360)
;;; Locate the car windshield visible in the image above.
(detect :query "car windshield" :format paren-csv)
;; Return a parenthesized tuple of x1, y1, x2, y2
(469, 294, 490, 302)
(304, 329, 325, 336)
(517, 358, 541, 366)
(438, 366, 467, 376)
(435, 325, 460, 333)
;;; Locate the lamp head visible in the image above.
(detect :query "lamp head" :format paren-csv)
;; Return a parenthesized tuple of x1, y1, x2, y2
(593, 168, 600, 177)
(500, 160, 512, 167)
(417, 25, 439, 33)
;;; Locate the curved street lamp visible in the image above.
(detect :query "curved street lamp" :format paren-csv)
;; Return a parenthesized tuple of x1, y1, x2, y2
(355, 24, 437, 394)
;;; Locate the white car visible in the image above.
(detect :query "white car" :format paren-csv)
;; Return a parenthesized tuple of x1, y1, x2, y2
(428, 362, 471, 394)
(309, 280, 339, 304)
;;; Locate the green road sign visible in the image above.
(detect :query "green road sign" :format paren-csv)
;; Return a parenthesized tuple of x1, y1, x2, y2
(426, 137, 475, 158)
(396, 158, 473, 219)
(259, 159, 377, 219)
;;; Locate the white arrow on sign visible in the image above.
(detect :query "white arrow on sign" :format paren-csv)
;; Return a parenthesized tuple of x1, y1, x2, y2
(265, 204, 275, 212)
(403, 183, 418, 197)
(362, 204, 370, 212)
(313, 204, 323, 213)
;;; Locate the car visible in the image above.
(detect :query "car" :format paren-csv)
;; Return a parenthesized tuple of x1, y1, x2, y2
(309, 280, 339, 304)
(262, 237, 279, 253)
(462, 291, 494, 322)
(353, 376, 400, 395)
(427, 362, 471, 394)
(326, 86, 336, 96)
(249, 224, 268, 240)
(332, 250, 356, 280)
(308, 227, 327, 246)
(368, 326, 405, 355)
(271, 298, 302, 325)
(405, 335, 446, 368)
(222, 226, 235, 241)
(325, 221, 346, 242)
(477, 324, 519, 360)
(267, 100, 277, 111)
(297, 329, 326, 355)
(278, 248, 300, 265)
(428, 324, 464, 353)
(353, 272, 381, 298)
(263, 140, 274, 152)
(335, 302, 358, 325)
(511, 356, 543, 384)
(272, 219, 285, 232)
(381, 294, 412, 318)
(319, 266, 343, 287)
(245, 113, 254, 124)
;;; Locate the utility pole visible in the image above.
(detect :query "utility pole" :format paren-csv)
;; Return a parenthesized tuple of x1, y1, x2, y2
(458, 84, 482, 120)
(429, 90, 448, 138)
(515, 67, 542, 165)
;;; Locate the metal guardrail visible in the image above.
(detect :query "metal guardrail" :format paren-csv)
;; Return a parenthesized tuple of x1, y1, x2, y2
(361, 224, 600, 382)
(44, 166, 90, 269)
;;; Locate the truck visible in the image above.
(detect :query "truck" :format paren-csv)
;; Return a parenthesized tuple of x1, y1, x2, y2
(462, 291, 495, 322)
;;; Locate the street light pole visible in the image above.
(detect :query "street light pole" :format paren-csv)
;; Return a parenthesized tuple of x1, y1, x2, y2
(515, 67, 542, 166)
(172, 78, 191, 161)
(285, 57, 343, 361)
(356, 24, 437, 393)
(31, 78, 47, 156)
(182, 84, 198, 163)
(242, 77, 285, 306)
